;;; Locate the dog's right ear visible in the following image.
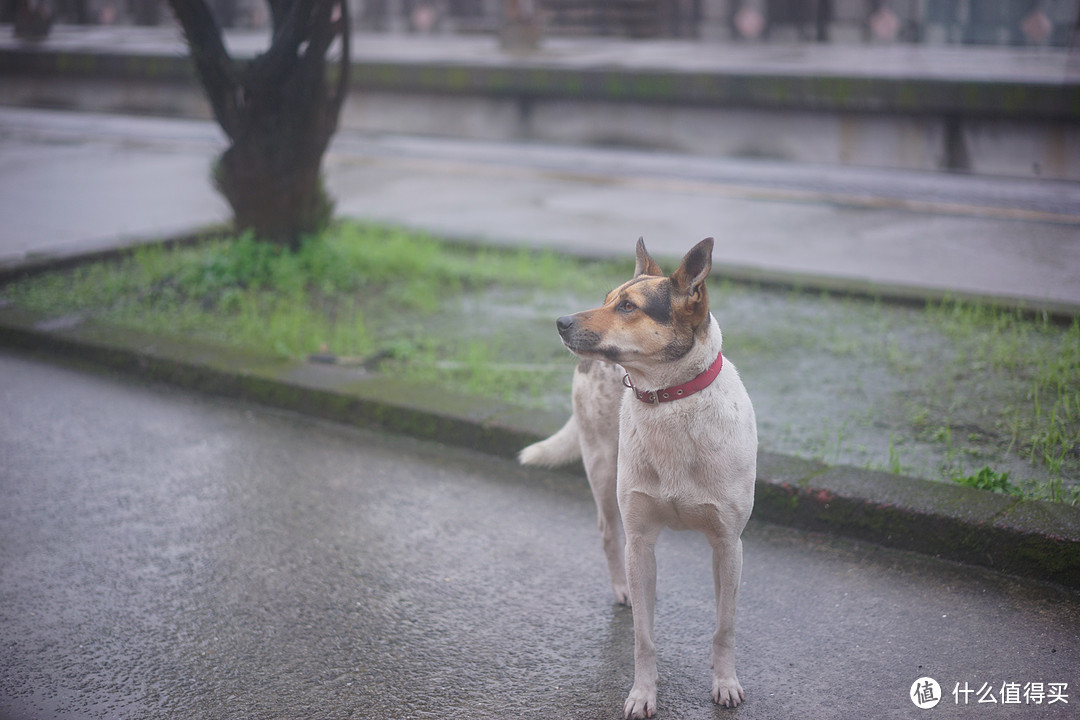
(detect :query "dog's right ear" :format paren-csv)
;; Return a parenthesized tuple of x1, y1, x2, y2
(634, 237, 664, 277)
(670, 237, 714, 306)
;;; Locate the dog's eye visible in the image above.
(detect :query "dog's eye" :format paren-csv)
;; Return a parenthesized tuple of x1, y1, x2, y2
(618, 300, 636, 313)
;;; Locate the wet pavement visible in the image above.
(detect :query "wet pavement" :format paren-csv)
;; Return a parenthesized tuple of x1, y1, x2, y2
(1, 350, 1077, 719)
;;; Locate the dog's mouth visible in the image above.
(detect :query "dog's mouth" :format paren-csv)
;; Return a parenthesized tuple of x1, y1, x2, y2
(560, 332, 596, 354)
(562, 335, 602, 356)
(557, 319, 620, 362)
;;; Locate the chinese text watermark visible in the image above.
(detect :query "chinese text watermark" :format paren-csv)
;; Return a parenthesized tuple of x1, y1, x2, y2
(910, 678, 1068, 708)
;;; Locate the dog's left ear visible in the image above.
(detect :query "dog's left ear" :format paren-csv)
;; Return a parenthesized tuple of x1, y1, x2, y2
(671, 238, 713, 304)
(634, 237, 664, 277)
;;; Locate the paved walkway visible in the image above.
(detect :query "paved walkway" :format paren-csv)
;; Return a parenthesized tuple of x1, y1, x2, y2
(1, 106, 1078, 313)
(2, 351, 1077, 719)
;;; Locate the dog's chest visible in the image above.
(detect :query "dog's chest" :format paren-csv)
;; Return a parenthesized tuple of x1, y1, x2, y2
(621, 402, 719, 480)
(618, 377, 756, 498)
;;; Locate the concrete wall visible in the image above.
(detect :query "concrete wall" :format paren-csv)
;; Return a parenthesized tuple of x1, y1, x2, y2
(338, 89, 1079, 180)
(1, 46, 1077, 180)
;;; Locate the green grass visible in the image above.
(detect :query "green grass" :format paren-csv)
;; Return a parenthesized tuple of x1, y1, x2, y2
(4, 221, 628, 405)
(919, 299, 1080, 502)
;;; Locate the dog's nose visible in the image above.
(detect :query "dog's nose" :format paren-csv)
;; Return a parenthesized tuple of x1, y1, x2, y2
(556, 315, 575, 334)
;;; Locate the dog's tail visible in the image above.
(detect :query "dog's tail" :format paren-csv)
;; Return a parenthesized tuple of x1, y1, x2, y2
(518, 414, 582, 467)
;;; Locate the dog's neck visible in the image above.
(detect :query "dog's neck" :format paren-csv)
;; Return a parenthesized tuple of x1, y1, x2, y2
(621, 313, 723, 392)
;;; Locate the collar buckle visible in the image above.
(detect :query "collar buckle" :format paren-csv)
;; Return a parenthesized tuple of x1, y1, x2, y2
(623, 373, 658, 404)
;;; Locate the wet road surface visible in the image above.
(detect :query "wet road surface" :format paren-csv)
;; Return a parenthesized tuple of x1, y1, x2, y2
(1, 351, 1077, 719)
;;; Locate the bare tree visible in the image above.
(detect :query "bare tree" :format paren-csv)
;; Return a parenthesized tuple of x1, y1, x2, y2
(168, 0, 350, 249)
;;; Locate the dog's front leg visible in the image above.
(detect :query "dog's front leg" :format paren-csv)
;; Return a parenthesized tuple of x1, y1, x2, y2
(621, 498, 662, 719)
(710, 535, 744, 708)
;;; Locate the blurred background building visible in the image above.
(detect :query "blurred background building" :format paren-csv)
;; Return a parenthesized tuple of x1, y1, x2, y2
(5, 1, 1079, 47)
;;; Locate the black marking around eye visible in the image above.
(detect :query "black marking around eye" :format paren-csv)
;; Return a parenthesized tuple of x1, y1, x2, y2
(639, 282, 672, 325)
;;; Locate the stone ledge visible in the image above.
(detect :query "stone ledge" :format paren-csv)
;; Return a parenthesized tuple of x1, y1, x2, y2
(2, 46, 1077, 121)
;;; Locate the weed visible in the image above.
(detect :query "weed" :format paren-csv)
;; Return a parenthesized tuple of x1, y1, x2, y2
(952, 466, 1022, 496)
(887, 432, 904, 475)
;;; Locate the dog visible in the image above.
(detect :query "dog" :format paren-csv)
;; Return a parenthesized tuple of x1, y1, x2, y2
(519, 237, 757, 718)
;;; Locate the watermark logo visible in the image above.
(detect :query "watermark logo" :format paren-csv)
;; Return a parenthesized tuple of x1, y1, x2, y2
(911, 677, 942, 709)
(909, 678, 1069, 708)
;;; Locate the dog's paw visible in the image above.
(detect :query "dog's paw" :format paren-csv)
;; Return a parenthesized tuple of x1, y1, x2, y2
(613, 582, 631, 607)
(624, 684, 657, 719)
(711, 675, 744, 708)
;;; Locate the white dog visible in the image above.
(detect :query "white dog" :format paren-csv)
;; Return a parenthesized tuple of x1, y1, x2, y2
(520, 238, 757, 718)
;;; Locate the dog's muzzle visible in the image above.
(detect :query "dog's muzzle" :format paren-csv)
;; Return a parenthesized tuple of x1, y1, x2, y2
(557, 313, 583, 345)
(557, 314, 606, 358)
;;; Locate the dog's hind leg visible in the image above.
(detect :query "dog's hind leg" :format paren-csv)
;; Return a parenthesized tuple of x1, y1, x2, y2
(571, 359, 629, 604)
(710, 535, 745, 708)
(580, 439, 628, 605)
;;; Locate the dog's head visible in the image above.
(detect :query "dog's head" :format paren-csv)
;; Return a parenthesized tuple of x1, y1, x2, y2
(557, 237, 713, 366)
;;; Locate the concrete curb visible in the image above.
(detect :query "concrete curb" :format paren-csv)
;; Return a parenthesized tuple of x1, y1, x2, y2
(701, 261, 1080, 323)
(1, 302, 1077, 591)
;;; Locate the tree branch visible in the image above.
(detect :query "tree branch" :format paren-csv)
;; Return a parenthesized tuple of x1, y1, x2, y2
(248, 0, 332, 89)
(166, 0, 241, 139)
(328, 0, 351, 133)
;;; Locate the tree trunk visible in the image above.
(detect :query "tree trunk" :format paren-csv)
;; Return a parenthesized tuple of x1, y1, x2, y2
(169, 0, 350, 249)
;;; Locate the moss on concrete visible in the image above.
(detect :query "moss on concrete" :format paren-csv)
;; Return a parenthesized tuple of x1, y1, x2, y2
(752, 449, 1080, 589)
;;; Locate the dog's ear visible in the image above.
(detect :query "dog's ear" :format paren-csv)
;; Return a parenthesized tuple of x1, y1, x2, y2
(634, 237, 664, 277)
(671, 238, 714, 304)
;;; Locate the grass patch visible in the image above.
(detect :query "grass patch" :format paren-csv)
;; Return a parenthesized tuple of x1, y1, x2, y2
(4, 222, 627, 406)
(919, 299, 1080, 502)
(716, 283, 1079, 504)
(2, 222, 1077, 504)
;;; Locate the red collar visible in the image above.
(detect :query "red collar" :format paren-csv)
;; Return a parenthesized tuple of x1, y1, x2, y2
(622, 351, 724, 404)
